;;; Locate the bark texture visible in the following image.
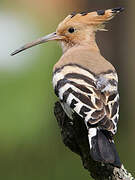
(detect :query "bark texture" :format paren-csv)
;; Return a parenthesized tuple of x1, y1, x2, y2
(54, 101, 134, 180)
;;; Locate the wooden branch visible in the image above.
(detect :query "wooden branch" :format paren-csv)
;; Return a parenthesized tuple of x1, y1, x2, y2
(54, 101, 134, 180)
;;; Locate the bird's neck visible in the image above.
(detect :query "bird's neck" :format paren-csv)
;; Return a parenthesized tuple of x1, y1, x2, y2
(60, 33, 100, 54)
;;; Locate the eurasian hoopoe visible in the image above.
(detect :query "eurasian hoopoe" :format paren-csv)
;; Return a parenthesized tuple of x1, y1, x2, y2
(11, 7, 124, 167)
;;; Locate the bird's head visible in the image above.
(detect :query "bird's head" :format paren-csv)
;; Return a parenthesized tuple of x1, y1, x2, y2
(11, 7, 124, 56)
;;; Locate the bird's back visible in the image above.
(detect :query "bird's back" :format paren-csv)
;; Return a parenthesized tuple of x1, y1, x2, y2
(53, 45, 115, 75)
(53, 44, 119, 133)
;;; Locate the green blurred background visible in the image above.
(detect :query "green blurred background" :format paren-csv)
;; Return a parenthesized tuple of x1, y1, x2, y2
(0, 0, 134, 179)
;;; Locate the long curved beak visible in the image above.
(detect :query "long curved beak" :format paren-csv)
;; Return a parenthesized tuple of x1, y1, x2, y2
(11, 32, 60, 56)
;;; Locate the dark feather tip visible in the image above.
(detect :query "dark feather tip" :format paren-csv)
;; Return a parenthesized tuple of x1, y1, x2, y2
(80, 12, 88, 16)
(97, 9, 105, 16)
(112, 7, 125, 13)
(70, 12, 76, 18)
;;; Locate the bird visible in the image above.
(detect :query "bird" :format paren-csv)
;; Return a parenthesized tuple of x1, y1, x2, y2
(11, 7, 124, 168)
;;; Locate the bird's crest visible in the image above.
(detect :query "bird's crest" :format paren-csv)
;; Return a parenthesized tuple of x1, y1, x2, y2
(58, 7, 124, 31)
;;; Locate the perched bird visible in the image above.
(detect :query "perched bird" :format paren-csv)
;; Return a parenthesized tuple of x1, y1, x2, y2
(11, 7, 124, 167)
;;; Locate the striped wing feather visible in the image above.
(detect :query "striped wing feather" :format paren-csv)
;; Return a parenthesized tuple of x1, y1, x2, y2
(53, 64, 119, 135)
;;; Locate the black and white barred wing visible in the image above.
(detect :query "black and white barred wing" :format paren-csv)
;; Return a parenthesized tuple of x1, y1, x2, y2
(53, 64, 119, 135)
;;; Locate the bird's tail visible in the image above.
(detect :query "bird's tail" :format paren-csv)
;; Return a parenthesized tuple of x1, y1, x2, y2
(88, 128, 121, 167)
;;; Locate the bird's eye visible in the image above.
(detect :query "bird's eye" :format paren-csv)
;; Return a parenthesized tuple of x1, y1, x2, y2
(68, 27, 75, 33)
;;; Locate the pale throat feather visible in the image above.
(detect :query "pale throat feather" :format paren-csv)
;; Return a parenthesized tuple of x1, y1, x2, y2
(60, 41, 75, 54)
